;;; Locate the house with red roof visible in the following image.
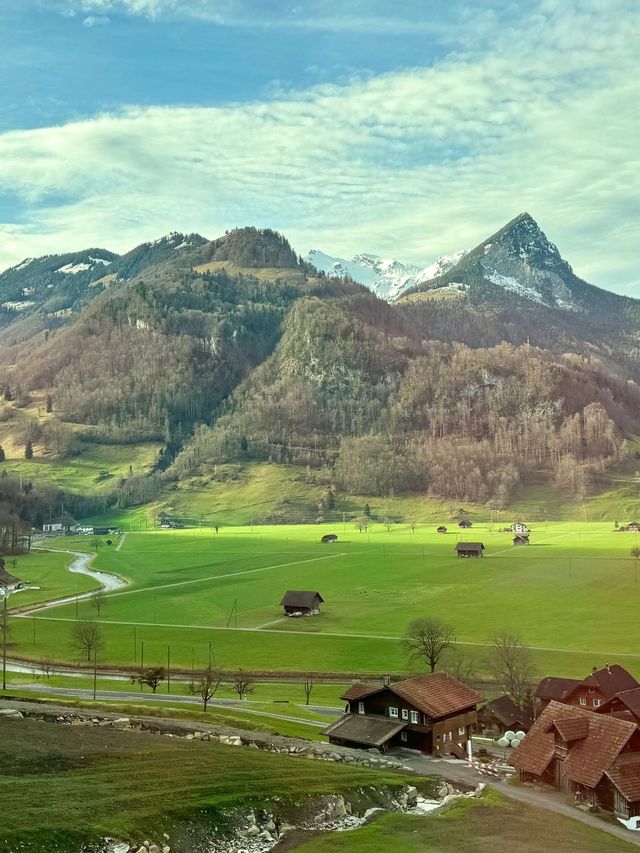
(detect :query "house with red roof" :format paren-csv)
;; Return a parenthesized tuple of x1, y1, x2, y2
(535, 665, 640, 713)
(512, 700, 640, 818)
(597, 688, 640, 725)
(324, 672, 482, 757)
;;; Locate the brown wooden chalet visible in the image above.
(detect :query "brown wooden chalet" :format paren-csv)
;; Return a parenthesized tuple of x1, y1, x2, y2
(280, 590, 324, 615)
(324, 673, 482, 757)
(455, 542, 484, 558)
(436, 526, 447, 534)
(513, 534, 529, 546)
(512, 700, 640, 818)
(535, 665, 640, 712)
(458, 519, 472, 529)
(597, 688, 640, 725)
(478, 695, 534, 735)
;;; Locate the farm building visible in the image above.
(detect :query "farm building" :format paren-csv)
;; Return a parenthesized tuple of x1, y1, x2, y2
(477, 695, 534, 735)
(455, 542, 485, 558)
(0, 561, 22, 594)
(535, 665, 640, 712)
(512, 701, 640, 819)
(513, 534, 529, 546)
(437, 526, 447, 534)
(280, 590, 324, 616)
(325, 672, 482, 757)
(93, 526, 119, 536)
(512, 522, 529, 534)
(458, 519, 472, 529)
(42, 514, 77, 534)
(597, 688, 640, 725)
(321, 534, 338, 543)
(629, 522, 640, 532)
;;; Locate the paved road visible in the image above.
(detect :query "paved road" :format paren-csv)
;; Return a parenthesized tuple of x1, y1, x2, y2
(395, 750, 640, 848)
(13, 683, 341, 728)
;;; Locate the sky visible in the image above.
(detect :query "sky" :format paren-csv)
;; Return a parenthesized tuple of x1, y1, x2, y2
(0, 0, 638, 293)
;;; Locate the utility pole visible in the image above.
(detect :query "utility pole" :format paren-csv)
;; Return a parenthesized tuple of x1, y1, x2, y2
(167, 645, 171, 694)
(93, 647, 97, 701)
(2, 594, 7, 691)
(140, 640, 144, 691)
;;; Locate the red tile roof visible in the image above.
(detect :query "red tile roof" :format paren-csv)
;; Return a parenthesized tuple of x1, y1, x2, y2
(481, 695, 534, 729)
(323, 714, 407, 747)
(340, 683, 381, 702)
(391, 672, 482, 718)
(600, 688, 640, 719)
(606, 754, 640, 803)
(512, 701, 637, 789)
(545, 717, 589, 742)
(535, 676, 579, 701)
(581, 665, 640, 699)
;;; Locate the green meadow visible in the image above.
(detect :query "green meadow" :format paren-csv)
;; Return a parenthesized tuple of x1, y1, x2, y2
(7, 521, 640, 680)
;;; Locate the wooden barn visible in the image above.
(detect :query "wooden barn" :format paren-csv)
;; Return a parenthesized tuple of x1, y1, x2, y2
(0, 561, 22, 594)
(455, 542, 485, 558)
(321, 534, 338, 543)
(535, 665, 639, 713)
(437, 526, 447, 534)
(513, 534, 529, 546)
(458, 519, 473, 529)
(325, 672, 482, 757)
(478, 695, 534, 735)
(280, 590, 324, 616)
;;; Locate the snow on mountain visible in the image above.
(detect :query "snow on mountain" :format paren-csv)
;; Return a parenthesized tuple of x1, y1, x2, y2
(305, 248, 467, 301)
(56, 255, 112, 275)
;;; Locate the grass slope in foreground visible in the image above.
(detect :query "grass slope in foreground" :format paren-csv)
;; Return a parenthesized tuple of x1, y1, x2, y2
(13, 522, 640, 678)
(0, 716, 415, 852)
(290, 790, 636, 852)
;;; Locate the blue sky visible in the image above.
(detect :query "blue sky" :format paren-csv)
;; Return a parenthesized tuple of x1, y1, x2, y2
(0, 0, 638, 293)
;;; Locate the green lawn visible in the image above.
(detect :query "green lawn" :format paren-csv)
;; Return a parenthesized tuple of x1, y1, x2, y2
(7, 521, 640, 681)
(289, 790, 636, 852)
(0, 716, 418, 852)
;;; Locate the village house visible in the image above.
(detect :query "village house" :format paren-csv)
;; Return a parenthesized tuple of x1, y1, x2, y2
(512, 522, 529, 534)
(629, 522, 640, 532)
(455, 542, 485, 558)
(324, 672, 482, 757)
(436, 526, 447, 534)
(512, 700, 640, 819)
(477, 695, 534, 735)
(0, 559, 23, 594)
(280, 590, 324, 616)
(535, 665, 640, 712)
(42, 513, 77, 534)
(458, 519, 473, 529)
(597, 688, 640, 725)
(320, 534, 338, 543)
(513, 534, 529, 546)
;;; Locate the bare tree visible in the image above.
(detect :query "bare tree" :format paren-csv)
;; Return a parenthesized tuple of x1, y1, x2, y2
(191, 666, 221, 711)
(447, 656, 475, 682)
(40, 657, 56, 679)
(487, 632, 536, 707)
(91, 589, 105, 616)
(303, 676, 314, 706)
(405, 618, 455, 673)
(132, 666, 166, 693)
(231, 669, 253, 700)
(71, 621, 103, 662)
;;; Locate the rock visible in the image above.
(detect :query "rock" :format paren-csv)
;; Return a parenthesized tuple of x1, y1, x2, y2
(220, 735, 242, 746)
(364, 807, 384, 820)
(106, 842, 130, 853)
(162, 848, 171, 853)
(244, 824, 260, 838)
(264, 820, 276, 833)
(0, 709, 23, 718)
(112, 717, 131, 729)
(193, 731, 202, 739)
(405, 786, 418, 803)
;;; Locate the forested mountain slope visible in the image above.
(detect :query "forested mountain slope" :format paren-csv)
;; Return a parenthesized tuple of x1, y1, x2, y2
(0, 218, 639, 508)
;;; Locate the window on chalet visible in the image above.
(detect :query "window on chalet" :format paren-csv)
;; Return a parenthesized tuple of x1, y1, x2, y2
(357, 702, 365, 715)
(579, 697, 587, 706)
(388, 707, 399, 719)
(593, 699, 602, 707)
(400, 732, 408, 742)
(410, 711, 419, 724)
(458, 726, 465, 735)
(401, 709, 409, 720)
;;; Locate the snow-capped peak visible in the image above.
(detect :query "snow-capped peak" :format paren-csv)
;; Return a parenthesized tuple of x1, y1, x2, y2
(305, 248, 467, 301)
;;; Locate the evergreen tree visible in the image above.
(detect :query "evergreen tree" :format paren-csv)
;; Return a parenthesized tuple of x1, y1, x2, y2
(363, 503, 371, 518)
(0, 445, 5, 463)
(24, 440, 33, 459)
(45, 394, 53, 413)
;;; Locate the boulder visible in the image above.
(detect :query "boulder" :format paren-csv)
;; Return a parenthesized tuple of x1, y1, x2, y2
(106, 842, 130, 853)
(112, 717, 131, 729)
(405, 786, 418, 803)
(0, 709, 23, 718)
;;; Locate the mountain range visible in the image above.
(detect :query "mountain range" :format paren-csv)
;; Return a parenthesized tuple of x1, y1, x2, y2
(0, 213, 639, 511)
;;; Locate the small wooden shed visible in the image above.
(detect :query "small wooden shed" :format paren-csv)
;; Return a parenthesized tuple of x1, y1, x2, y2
(513, 535, 529, 546)
(280, 590, 324, 616)
(455, 542, 485, 558)
(321, 534, 338, 543)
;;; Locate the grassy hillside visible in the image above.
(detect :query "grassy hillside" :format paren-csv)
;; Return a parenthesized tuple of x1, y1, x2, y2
(0, 715, 416, 852)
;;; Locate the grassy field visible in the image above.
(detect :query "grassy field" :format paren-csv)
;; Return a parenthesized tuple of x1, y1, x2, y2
(0, 716, 417, 852)
(7, 521, 640, 681)
(289, 790, 637, 852)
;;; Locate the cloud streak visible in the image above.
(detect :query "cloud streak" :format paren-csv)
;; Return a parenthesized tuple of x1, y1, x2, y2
(1, 0, 639, 292)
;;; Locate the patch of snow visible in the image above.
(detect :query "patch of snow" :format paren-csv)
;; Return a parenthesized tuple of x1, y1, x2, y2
(150, 231, 182, 246)
(486, 271, 544, 303)
(89, 256, 111, 266)
(22, 287, 34, 295)
(56, 261, 92, 275)
(1, 300, 35, 311)
(13, 257, 34, 271)
(483, 243, 492, 254)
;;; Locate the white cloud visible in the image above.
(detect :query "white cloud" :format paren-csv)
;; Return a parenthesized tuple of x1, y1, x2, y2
(82, 14, 111, 25)
(1, 0, 639, 291)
